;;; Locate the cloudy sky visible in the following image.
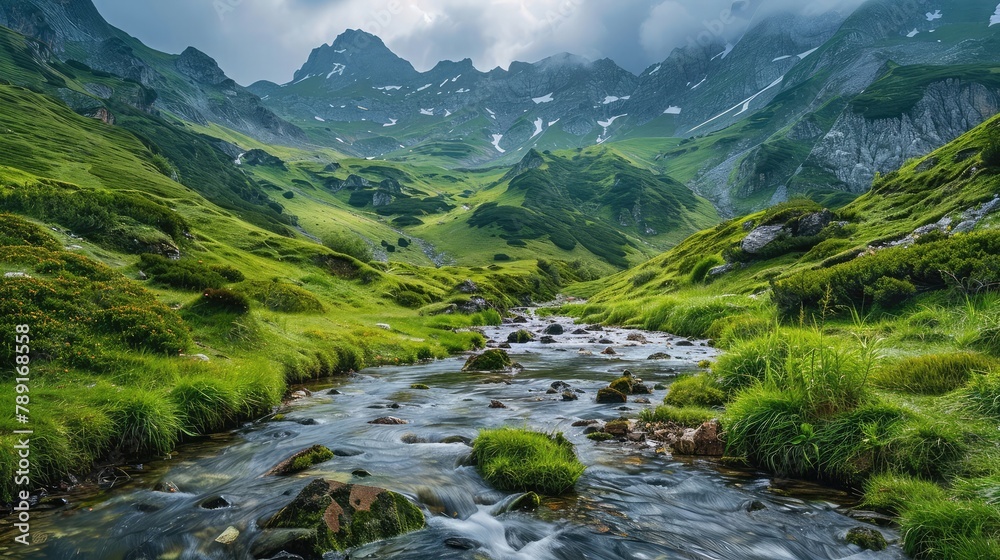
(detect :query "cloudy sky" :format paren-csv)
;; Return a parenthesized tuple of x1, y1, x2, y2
(92, 0, 864, 86)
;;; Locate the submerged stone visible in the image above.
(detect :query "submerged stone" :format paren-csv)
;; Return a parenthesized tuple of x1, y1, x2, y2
(845, 526, 888, 551)
(262, 478, 425, 556)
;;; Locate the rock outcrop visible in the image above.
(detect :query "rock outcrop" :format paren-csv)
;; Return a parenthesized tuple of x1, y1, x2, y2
(258, 478, 424, 558)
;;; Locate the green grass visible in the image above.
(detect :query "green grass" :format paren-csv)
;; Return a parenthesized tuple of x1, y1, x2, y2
(874, 352, 996, 395)
(472, 428, 586, 495)
(639, 405, 716, 427)
(663, 375, 725, 408)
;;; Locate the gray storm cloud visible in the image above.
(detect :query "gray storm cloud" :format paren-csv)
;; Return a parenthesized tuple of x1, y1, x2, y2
(91, 0, 868, 86)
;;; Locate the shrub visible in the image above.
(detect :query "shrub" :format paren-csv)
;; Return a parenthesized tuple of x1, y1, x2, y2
(773, 231, 1000, 317)
(282, 191, 295, 199)
(865, 277, 916, 308)
(398, 237, 410, 248)
(494, 253, 512, 262)
(640, 405, 715, 427)
(664, 375, 725, 408)
(139, 254, 227, 291)
(243, 280, 324, 313)
(875, 352, 994, 395)
(322, 232, 373, 263)
(472, 428, 585, 495)
(210, 264, 246, 282)
(198, 288, 251, 314)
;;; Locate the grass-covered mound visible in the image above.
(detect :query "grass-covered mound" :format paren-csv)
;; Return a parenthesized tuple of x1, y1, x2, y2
(472, 428, 585, 495)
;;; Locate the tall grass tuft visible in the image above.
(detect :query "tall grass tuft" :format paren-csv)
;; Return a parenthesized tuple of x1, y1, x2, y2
(472, 427, 585, 495)
(100, 388, 182, 456)
(663, 375, 725, 408)
(874, 352, 995, 395)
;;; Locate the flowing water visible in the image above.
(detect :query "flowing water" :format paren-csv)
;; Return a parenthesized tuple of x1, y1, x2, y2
(10, 316, 905, 560)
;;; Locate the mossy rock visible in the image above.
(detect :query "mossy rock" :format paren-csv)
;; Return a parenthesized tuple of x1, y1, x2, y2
(587, 432, 616, 441)
(265, 445, 335, 476)
(608, 377, 634, 394)
(845, 527, 887, 551)
(410, 384, 430, 390)
(596, 388, 627, 403)
(507, 329, 535, 344)
(463, 349, 514, 372)
(263, 478, 425, 555)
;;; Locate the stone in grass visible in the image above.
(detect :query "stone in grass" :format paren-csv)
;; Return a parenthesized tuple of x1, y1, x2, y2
(507, 329, 535, 344)
(845, 527, 887, 551)
(260, 478, 425, 557)
(265, 445, 335, 476)
(596, 388, 627, 404)
(463, 349, 515, 372)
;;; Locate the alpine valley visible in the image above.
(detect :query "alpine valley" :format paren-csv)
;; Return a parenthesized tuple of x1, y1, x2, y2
(1, 0, 1000, 559)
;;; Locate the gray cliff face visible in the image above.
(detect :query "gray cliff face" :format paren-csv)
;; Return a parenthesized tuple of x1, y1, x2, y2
(808, 80, 1000, 193)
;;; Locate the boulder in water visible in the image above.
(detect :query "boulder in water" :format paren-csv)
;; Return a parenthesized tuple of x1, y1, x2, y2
(463, 349, 515, 372)
(261, 478, 425, 556)
(265, 445, 334, 476)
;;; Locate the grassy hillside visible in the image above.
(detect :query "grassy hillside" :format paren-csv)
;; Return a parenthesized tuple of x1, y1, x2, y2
(558, 115, 1000, 558)
(0, 69, 573, 503)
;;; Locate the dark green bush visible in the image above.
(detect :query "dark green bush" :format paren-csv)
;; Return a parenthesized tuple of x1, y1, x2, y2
(866, 277, 916, 308)
(210, 264, 245, 283)
(139, 254, 227, 291)
(282, 191, 295, 199)
(199, 288, 251, 314)
(773, 231, 1000, 316)
(322, 232, 373, 263)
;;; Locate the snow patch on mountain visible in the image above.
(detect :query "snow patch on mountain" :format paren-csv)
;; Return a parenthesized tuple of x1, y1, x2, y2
(376, 85, 402, 91)
(327, 63, 346, 78)
(664, 106, 682, 115)
(691, 77, 707, 89)
(711, 43, 735, 61)
(491, 134, 505, 153)
(314, 116, 325, 122)
(907, 29, 919, 38)
(531, 118, 544, 138)
(690, 75, 784, 132)
(548, 119, 560, 126)
(649, 65, 661, 75)
(798, 47, 820, 59)
(926, 10, 942, 21)
(384, 118, 398, 127)
(417, 84, 432, 91)
(420, 108, 434, 116)
(533, 92, 554, 104)
(992, 4, 1000, 26)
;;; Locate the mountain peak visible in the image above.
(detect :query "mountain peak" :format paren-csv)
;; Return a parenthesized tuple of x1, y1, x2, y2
(176, 46, 228, 85)
(292, 30, 417, 87)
